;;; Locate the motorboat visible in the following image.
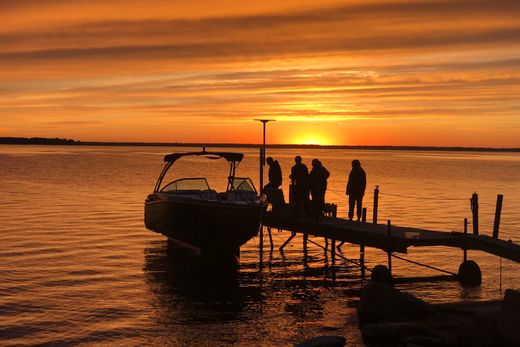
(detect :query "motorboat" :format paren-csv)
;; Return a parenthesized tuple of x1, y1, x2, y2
(144, 149, 265, 255)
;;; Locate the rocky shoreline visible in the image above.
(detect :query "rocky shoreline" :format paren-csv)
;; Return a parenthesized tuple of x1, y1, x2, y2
(357, 279, 519, 346)
(295, 273, 518, 347)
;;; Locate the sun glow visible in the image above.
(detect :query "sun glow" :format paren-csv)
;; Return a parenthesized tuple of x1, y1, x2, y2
(291, 133, 332, 146)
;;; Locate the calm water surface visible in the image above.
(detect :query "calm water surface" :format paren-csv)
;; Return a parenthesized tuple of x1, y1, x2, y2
(1, 145, 519, 346)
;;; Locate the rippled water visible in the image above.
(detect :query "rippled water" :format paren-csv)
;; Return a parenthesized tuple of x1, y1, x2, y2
(1, 145, 519, 346)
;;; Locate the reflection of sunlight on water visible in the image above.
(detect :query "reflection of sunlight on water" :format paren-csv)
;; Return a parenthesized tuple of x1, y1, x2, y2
(143, 239, 362, 345)
(145, 240, 241, 303)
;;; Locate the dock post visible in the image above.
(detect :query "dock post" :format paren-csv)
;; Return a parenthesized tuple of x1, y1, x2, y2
(387, 220, 392, 275)
(259, 225, 264, 250)
(373, 186, 379, 224)
(259, 147, 264, 193)
(279, 232, 296, 251)
(303, 233, 308, 268)
(470, 192, 479, 235)
(259, 225, 264, 269)
(360, 244, 365, 278)
(463, 218, 468, 262)
(359, 209, 367, 277)
(331, 239, 336, 268)
(493, 194, 503, 239)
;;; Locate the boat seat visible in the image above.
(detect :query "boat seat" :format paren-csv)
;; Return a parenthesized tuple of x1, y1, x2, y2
(168, 189, 203, 195)
(227, 190, 258, 202)
(201, 189, 218, 200)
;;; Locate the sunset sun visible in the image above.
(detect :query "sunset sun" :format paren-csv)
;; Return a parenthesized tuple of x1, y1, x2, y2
(291, 133, 333, 145)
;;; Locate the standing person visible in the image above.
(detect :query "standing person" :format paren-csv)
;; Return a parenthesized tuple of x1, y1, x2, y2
(346, 159, 366, 221)
(289, 155, 309, 216)
(309, 159, 330, 216)
(263, 157, 282, 191)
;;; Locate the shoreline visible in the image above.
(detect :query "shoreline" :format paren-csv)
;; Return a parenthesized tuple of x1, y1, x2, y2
(1, 137, 519, 153)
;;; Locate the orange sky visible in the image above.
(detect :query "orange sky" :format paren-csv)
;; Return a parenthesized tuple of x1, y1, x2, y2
(0, 0, 519, 147)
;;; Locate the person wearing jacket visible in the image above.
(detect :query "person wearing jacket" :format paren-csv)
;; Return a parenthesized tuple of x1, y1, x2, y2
(309, 159, 330, 216)
(263, 157, 282, 191)
(290, 155, 309, 216)
(346, 159, 366, 221)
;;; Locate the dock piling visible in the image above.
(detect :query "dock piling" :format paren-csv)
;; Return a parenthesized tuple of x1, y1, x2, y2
(259, 225, 264, 269)
(471, 192, 479, 235)
(362, 208, 367, 223)
(267, 226, 274, 249)
(331, 239, 336, 269)
(279, 231, 296, 251)
(360, 244, 366, 278)
(493, 194, 504, 239)
(259, 225, 264, 250)
(463, 218, 468, 262)
(387, 220, 392, 275)
(303, 233, 308, 268)
(259, 147, 264, 192)
(373, 186, 379, 224)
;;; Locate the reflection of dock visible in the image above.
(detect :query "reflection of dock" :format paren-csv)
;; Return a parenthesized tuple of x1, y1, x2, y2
(261, 199, 520, 284)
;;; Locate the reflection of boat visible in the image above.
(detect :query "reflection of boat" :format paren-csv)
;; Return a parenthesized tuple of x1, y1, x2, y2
(145, 149, 265, 254)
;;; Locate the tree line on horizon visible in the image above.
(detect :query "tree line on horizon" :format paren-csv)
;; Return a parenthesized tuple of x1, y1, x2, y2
(0, 137, 518, 152)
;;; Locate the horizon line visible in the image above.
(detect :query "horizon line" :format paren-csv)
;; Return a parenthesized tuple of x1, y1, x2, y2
(1, 137, 519, 152)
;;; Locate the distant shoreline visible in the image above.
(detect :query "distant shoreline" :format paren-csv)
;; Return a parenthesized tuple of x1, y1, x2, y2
(1, 137, 519, 153)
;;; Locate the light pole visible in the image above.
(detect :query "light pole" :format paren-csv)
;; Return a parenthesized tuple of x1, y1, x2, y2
(254, 119, 275, 191)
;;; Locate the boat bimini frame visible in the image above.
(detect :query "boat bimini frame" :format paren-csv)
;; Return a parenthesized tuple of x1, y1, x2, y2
(153, 148, 246, 193)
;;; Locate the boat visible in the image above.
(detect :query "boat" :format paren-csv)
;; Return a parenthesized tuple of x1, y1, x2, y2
(144, 149, 265, 255)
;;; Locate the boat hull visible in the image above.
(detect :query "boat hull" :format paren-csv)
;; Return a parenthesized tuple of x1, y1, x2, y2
(145, 193, 262, 253)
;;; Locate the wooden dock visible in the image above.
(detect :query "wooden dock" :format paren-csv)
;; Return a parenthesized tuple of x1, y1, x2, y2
(260, 204, 520, 283)
(263, 210, 520, 262)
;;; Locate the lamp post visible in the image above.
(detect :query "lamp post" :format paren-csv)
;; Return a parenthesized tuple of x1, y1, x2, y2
(254, 119, 275, 191)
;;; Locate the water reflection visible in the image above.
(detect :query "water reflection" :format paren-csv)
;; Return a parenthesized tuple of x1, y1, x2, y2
(142, 239, 357, 344)
(144, 240, 244, 302)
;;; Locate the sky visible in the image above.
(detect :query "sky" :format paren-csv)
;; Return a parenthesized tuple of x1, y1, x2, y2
(0, 0, 519, 147)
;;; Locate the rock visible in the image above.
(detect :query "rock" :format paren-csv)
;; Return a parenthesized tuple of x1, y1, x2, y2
(495, 289, 520, 346)
(362, 322, 443, 345)
(457, 313, 497, 347)
(295, 335, 346, 347)
(402, 334, 446, 346)
(371, 264, 394, 286)
(357, 281, 434, 323)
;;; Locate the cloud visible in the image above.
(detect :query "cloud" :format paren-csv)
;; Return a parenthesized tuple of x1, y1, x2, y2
(1, 0, 519, 64)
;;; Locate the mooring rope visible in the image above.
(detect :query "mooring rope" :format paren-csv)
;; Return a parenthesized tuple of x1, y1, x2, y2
(327, 189, 346, 199)
(379, 191, 468, 202)
(328, 187, 468, 202)
(391, 253, 457, 276)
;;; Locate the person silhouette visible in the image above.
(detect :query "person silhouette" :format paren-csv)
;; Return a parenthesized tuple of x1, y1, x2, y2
(346, 159, 366, 221)
(309, 159, 330, 217)
(263, 157, 282, 191)
(289, 155, 309, 216)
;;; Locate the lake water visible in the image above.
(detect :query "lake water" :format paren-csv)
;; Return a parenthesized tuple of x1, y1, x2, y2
(1, 145, 519, 346)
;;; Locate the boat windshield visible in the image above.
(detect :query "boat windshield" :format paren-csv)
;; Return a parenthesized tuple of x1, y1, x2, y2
(230, 178, 257, 193)
(161, 178, 210, 192)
